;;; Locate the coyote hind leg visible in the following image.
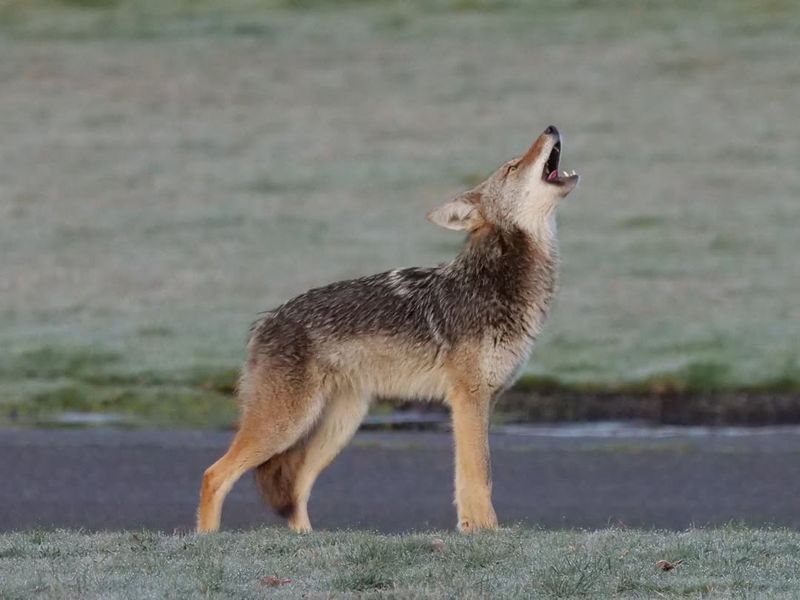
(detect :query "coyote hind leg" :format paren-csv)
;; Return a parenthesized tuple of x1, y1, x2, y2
(197, 426, 269, 533)
(197, 386, 325, 533)
(255, 384, 368, 532)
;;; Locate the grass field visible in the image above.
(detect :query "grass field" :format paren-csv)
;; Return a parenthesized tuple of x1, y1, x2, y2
(1, 526, 799, 598)
(1, 0, 799, 425)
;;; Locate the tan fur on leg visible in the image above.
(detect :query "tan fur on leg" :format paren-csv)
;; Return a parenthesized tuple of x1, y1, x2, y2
(255, 384, 368, 532)
(289, 385, 368, 532)
(197, 427, 272, 533)
(449, 383, 498, 533)
(197, 376, 326, 533)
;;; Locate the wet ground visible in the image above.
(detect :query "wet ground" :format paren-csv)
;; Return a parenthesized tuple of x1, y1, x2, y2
(2, 425, 799, 533)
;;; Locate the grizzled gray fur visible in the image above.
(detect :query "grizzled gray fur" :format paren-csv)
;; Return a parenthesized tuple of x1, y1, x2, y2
(250, 225, 557, 396)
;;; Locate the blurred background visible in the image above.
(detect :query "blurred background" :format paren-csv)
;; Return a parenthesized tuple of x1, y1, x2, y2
(1, 0, 798, 428)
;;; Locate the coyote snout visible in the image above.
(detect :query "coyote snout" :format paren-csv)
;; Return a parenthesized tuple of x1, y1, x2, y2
(427, 125, 578, 236)
(197, 126, 579, 534)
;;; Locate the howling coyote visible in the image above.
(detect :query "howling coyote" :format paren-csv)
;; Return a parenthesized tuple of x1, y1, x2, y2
(197, 125, 579, 533)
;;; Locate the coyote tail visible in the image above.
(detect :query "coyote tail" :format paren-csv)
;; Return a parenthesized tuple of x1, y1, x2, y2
(254, 447, 303, 519)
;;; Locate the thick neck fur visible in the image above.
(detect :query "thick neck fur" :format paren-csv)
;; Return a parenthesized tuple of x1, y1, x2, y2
(443, 224, 559, 342)
(455, 222, 558, 272)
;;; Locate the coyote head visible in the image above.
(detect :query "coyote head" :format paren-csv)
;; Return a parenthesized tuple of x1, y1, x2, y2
(427, 125, 578, 239)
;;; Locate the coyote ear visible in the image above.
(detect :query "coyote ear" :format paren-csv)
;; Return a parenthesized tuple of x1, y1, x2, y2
(426, 190, 485, 231)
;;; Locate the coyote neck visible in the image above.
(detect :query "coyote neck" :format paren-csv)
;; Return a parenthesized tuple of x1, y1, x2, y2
(447, 225, 559, 341)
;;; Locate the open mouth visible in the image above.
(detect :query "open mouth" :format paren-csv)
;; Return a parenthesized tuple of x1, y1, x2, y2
(542, 139, 577, 185)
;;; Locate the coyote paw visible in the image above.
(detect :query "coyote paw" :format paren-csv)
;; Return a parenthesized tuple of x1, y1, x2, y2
(290, 523, 312, 534)
(288, 516, 312, 534)
(458, 513, 498, 533)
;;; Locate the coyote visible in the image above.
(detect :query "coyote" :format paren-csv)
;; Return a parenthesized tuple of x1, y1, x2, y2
(197, 125, 579, 533)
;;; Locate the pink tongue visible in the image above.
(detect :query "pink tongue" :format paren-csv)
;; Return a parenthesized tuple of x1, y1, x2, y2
(547, 170, 559, 181)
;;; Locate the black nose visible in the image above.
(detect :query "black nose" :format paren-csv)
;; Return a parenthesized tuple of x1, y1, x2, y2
(545, 125, 559, 136)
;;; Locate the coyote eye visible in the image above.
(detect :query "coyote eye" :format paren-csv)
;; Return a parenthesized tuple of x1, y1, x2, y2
(505, 163, 518, 176)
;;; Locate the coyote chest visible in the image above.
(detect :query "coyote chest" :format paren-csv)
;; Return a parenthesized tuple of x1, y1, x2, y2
(474, 273, 557, 392)
(478, 325, 541, 393)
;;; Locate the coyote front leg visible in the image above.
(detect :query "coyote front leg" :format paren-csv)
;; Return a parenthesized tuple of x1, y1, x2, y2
(450, 387, 498, 532)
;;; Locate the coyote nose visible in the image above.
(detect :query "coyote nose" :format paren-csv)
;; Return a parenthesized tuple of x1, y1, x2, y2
(545, 125, 559, 136)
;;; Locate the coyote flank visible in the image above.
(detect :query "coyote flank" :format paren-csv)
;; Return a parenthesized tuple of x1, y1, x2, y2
(197, 125, 579, 533)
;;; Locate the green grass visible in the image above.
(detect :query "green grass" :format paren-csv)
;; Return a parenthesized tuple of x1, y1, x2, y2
(1, 0, 799, 423)
(1, 526, 799, 598)
(0, 346, 239, 427)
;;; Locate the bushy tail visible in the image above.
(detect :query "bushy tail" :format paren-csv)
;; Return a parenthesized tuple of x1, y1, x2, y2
(254, 444, 305, 519)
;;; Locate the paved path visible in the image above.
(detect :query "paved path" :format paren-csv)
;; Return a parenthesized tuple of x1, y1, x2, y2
(2, 426, 799, 532)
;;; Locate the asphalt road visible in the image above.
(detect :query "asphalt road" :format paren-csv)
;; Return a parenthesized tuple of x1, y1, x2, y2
(2, 425, 800, 533)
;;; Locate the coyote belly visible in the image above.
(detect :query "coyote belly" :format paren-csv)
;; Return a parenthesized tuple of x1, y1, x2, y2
(197, 125, 578, 533)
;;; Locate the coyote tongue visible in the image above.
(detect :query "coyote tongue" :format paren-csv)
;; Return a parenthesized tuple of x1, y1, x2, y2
(547, 170, 559, 182)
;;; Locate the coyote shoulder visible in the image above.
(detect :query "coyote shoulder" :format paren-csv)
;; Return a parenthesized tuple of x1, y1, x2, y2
(198, 125, 579, 533)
